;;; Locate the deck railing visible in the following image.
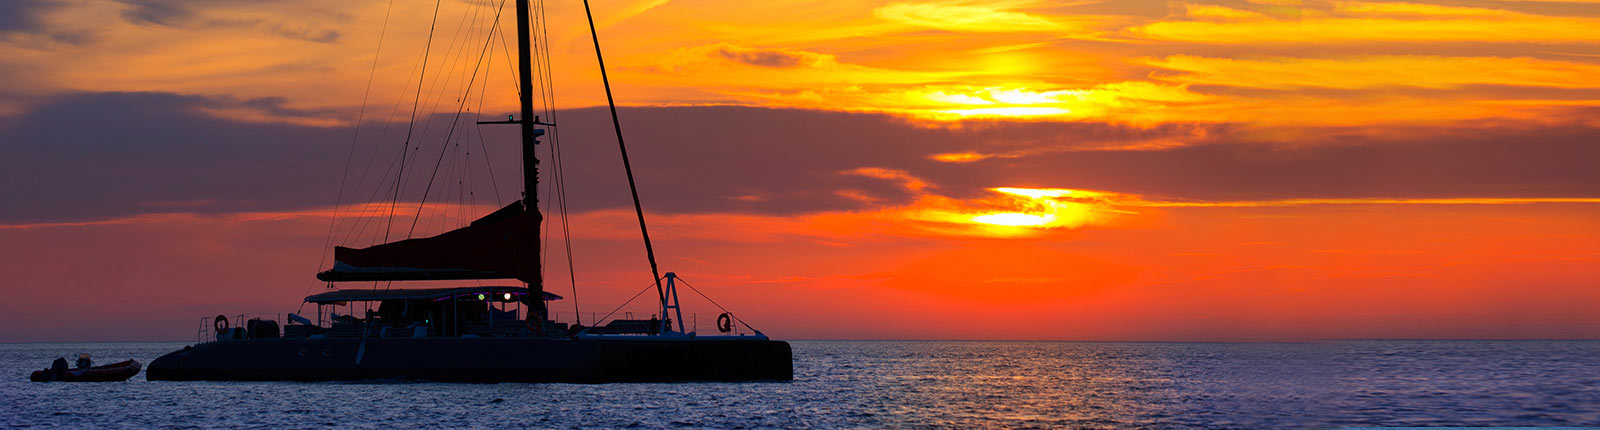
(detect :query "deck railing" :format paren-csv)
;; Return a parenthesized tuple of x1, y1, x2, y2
(191, 310, 755, 342)
(546, 312, 754, 335)
(196, 313, 286, 343)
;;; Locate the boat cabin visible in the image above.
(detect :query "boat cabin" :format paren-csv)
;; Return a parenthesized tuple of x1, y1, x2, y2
(306, 286, 563, 338)
(206, 276, 731, 343)
(206, 286, 564, 341)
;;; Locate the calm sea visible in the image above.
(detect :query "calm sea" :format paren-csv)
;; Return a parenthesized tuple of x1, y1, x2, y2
(1, 340, 1596, 428)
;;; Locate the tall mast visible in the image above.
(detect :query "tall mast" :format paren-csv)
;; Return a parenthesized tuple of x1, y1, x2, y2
(515, 0, 538, 209)
(514, 0, 544, 317)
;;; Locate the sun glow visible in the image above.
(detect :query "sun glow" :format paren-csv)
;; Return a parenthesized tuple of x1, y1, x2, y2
(962, 187, 1122, 231)
(970, 212, 1055, 227)
(917, 87, 1089, 119)
(993, 187, 1076, 199)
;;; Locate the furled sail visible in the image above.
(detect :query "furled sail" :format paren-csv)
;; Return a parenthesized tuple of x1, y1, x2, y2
(316, 201, 541, 283)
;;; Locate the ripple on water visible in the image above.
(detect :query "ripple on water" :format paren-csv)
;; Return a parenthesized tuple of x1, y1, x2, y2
(2, 341, 1597, 428)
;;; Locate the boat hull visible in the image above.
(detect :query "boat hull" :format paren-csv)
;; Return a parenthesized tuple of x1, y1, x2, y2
(30, 360, 142, 382)
(146, 337, 791, 382)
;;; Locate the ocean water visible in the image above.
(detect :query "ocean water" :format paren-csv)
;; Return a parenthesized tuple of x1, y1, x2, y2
(1, 340, 1597, 429)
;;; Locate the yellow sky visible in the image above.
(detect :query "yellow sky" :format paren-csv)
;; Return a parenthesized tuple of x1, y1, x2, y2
(3, 0, 1597, 129)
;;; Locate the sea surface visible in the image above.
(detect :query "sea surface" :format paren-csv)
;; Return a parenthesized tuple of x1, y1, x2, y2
(1, 340, 1597, 429)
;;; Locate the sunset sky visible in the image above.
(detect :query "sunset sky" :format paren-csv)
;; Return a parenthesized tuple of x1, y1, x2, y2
(1, 0, 1597, 342)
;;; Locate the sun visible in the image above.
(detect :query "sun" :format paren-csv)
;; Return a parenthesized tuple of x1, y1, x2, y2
(965, 187, 1115, 229)
(971, 212, 1057, 227)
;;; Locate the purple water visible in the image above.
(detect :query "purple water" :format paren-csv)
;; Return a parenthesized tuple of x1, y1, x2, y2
(3, 340, 1597, 428)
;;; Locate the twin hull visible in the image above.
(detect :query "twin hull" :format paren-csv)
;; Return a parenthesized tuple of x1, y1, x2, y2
(147, 337, 792, 382)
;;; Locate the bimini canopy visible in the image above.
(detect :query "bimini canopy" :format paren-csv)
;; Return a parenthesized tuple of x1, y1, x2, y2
(304, 286, 562, 304)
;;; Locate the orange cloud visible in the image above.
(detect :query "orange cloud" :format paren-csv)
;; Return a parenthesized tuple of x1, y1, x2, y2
(873, 2, 1067, 33)
(928, 152, 991, 163)
(1148, 55, 1600, 90)
(842, 167, 934, 191)
(1182, 4, 1269, 20)
(1135, 1, 1600, 43)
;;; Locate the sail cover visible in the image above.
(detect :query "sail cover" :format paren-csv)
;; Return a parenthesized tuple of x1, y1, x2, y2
(317, 201, 541, 283)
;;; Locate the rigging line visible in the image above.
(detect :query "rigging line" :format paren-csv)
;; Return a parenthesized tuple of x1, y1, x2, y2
(532, 0, 551, 273)
(343, 141, 408, 247)
(434, 18, 486, 236)
(538, 146, 559, 285)
(303, 0, 400, 309)
(536, 1, 578, 322)
(676, 277, 760, 332)
(583, 0, 668, 309)
(330, 28, 432, 246)
(532, 0, 551, 276)
(386, 0, 444, 247)
(407, 0, 485, 154)
(397, 0, 484, 233)
(493, 19, 521, 108)
(528, 0, 579, 319)
(535, 0, 580, 323)
(451, 115, 469, 228)
(460, 124, 474, 221)
(470, 0, 507, 209)
(539, 0, 558, 119)
(532, 0, 553, 117)
(541, 140, 553, 275)
(592, 276, 667, 326)
(553, 130, 581, 325)
(494, 14, 524, 196)
(427, 129, 459, 236)
(319, 0, 398, 270)
(405, 0, 507, 238)
(472, 48, 503, 206)
(472, 114, 503, 208)
(535, 2, 557, 126)
(339, 149, 408, 247)
(447, 124, 467, 232)
(531, 2, 554, 275)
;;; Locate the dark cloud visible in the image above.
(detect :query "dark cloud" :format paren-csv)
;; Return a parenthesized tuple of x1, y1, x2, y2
(3, 92, 1596, 225)
(0, 0, 59, 32)
(222, 95, 347, 120)
(712, 46, 808, 68)
(116, 0, 340, 43)
(255, 21, 340, 44)
(0, 0, 96, 45)
(548, 106, 1238, 212)
(0, 92, 349, 223)
(939, 127, 1600, 202)
(561, 106, 1600, 206)
(118, 0, 191, 27)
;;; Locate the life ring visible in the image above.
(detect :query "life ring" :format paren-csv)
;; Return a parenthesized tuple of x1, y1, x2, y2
(214, 315, 229, 333)
(716, 313, 733, 333)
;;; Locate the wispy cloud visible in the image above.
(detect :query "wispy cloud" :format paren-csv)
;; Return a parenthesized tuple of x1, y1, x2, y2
(1133, 1, 1600, 43)
(873, 2, 1066, 33)
(1147, 55, 1600, 90)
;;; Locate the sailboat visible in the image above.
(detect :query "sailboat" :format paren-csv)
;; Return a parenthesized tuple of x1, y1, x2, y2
(145, 0, 793, 382)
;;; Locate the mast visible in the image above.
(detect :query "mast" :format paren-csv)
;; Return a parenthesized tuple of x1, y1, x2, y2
(318, 0, 547, 288)
(514, 0, 544, 320)
(515, 0, 538, 204)
(583, 0, 668, 324)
